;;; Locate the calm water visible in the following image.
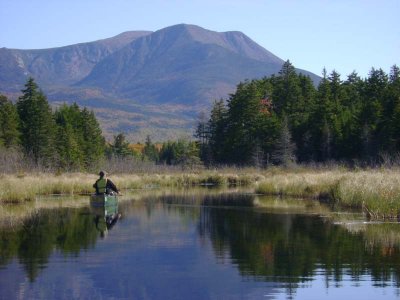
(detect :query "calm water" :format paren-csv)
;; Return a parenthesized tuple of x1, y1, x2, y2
(1, 190, 400, 299)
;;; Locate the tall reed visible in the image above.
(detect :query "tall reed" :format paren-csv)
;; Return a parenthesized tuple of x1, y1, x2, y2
(0, 170, 262, 203)
(256, 168, 400, 219)
(2, 168, 400, 219)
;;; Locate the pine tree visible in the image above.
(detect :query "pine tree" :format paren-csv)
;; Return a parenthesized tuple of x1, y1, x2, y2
(110, 133, 133, 157)
(207, 99, 227, 164)
(361, 68, 388, 158)
(143, 135, 159, 162)
(381, 65, 400, 153)
(17, 78, 56, 165)
(340, 72, 364, 159)
(159, 139, 200, 168)
(194, 111, 211, 164)
(224, 80, 265, 164)
(273, 60, 301, 116)
(159, 141, 175, 165)
(80, 108, 105, 168)
(54, 104, 84, 170)
(290, 74, 316, 161)
(307, 69, 337, 161)
(327, 70, 347, 159)
(0, 94, 20, 148)
(272, 116, 296, 166)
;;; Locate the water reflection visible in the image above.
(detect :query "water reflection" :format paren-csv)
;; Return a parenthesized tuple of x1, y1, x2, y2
(0, 191, 399, 299)
(198, 202, 400, 285)
(90, 201, 121, 237)
(0, 207, 98, 282)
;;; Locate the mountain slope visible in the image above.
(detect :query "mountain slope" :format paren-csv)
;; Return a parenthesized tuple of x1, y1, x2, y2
(0, 24, 320, 140)
(0, 31, 151, 90)
(78, 24, 292, 106)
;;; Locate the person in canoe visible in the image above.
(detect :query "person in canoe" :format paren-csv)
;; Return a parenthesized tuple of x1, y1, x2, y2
(93, 171, 119, 195)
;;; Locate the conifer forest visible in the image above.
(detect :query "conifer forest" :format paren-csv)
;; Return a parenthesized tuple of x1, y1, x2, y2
(1, 61, 400, 171)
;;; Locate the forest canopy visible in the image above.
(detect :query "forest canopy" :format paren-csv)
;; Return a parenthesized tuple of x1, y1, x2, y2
(1, 62, 399, 172)
(196, 61, 400, 166)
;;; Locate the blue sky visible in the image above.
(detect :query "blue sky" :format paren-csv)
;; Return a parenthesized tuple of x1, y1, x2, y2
(0, 0, 398, 78)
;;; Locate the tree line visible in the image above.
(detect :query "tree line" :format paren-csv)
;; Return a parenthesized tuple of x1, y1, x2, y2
(0, 78, 105, 171)
(196, 61, 400, 166)
(2, 62, 399, 172)
(0, 77, 200, 172)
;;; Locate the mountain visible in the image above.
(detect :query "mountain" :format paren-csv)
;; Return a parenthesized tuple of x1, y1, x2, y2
(0, 31, 151, 91)
(78, 24, 291, 106)
(0, 24, 319, 141)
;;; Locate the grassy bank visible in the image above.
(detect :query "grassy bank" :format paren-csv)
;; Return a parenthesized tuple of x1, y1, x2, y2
(2, 168, 400, 220)
(255, 168, 400, 220)
(0, 170, 263, 203)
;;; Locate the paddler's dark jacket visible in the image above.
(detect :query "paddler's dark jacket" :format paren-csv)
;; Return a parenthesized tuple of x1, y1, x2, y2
(93, 177, 119, 195)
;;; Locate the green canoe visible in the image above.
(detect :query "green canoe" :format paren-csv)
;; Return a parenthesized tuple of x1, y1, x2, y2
(90, 194, 118, 207)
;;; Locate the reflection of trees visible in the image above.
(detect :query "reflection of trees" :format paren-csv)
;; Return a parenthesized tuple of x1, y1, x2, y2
(197, 202, 400, 286)
(0, 207, 98, 281)
(2, 191, 400, 288)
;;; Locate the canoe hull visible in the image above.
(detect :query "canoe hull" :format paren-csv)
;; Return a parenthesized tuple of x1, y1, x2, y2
(90, 194, 118, 207)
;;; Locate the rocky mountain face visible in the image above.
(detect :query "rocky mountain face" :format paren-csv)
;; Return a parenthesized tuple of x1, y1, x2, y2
(0, 24, 319, 141)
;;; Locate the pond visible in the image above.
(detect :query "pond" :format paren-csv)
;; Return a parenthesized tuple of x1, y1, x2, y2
(0, 189, 400, 299)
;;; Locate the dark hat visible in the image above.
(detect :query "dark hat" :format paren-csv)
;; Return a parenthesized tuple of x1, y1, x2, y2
(99, 170, 106, 177)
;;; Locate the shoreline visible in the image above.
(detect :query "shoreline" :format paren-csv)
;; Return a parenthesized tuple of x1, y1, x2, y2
(1, 168, 400, 220)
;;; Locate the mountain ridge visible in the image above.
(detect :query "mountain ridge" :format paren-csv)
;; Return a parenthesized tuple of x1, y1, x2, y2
(0, 30, 151, 89)
(0, 24, 319, 141)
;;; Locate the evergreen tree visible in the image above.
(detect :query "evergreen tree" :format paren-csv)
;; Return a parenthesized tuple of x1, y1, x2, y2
(382, 65, 400, 153)
(80, 108, 105, 168)
(159, 141, 175, 165)
(54, 104, 84, 170)
(0, 94, 20, 148)
(143, 135, 159, 162)
(207, 99, 227, 164)
(339, 72, 364, 159)
(159, 139, 200, 168)
(199, 64, 400, 166)
(110, 133, 134, 157)
(361, 68, 388, 157)
(271, 116, 296, 166)
(194, 111, 211, 164)
(173, 139, 201, 168)
(308, 69, 329, 161)
(224, 80, 266, 164)
(17, 78, 56, 165)
(273, 60, 301, 116)
(327, 70, 346, 159)
(389, 65, 400, 152)
(290, 74, 316, 161)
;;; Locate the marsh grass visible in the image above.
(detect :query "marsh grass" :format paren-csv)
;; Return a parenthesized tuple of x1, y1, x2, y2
(0, 170, 262, 203)
(2, 167, 400, 219)
(256, 168, 400, 219)
(0, 173, 96, 202)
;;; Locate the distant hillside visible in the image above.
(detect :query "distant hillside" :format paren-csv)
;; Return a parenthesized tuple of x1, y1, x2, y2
(0, 31, 151, 90)
(0, 24, 319, 141)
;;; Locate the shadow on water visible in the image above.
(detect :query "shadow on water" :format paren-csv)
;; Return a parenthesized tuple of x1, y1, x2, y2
(0, 189, 400, 298)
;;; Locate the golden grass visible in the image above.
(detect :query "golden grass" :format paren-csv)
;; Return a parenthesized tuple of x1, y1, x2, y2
(0, 170, 263, 203)
(2, 167, 400, 219)
(256, 168, 400, 219)
(0, 173, 97, 202)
